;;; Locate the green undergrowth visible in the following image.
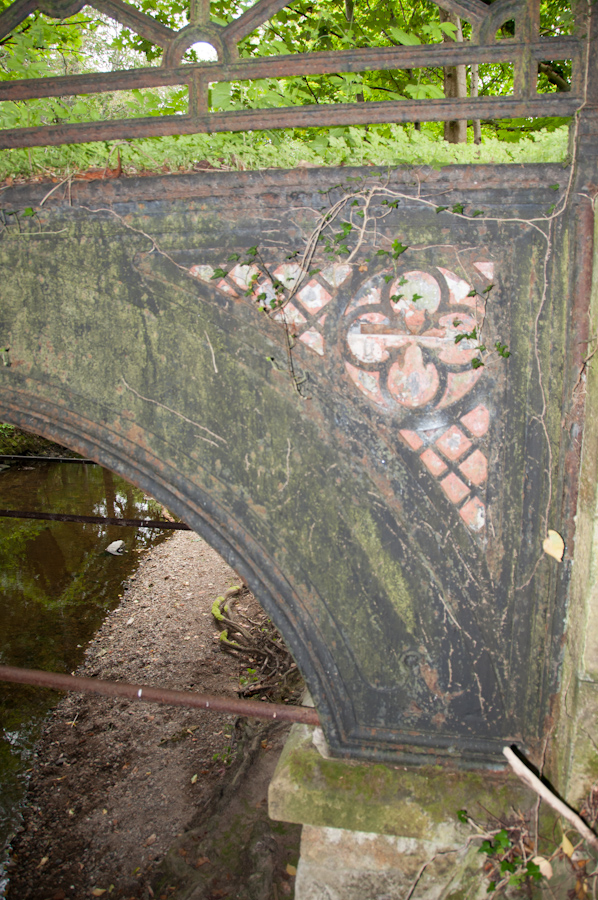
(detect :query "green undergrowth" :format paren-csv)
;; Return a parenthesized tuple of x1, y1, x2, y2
(0, 123, 571, 182)
(0, 423, 78, 457)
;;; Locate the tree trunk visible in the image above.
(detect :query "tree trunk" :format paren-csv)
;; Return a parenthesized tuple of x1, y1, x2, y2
(439, 9, 467, 143)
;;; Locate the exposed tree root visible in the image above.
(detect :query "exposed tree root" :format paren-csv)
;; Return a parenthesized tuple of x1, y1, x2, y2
(211, 586, 304, 703)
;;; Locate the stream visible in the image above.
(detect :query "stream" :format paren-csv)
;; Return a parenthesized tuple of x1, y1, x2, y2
(0, 459, 171, 895)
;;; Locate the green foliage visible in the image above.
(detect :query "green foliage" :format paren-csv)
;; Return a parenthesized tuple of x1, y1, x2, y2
(452, 284, 509, 370)
(0, 0, 575, 176)
(238, 666, 258, 687)
(477, 827, 544, 892)
(212, 745, 233, 765)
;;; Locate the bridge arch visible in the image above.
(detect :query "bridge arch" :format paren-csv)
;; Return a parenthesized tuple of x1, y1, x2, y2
(0, 395, 340, 734)
(0, 162, 582, 765)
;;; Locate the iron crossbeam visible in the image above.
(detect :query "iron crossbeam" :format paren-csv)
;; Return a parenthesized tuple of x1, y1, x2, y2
(0, 508, 190, 529)
(0, 38, 580, 103)
(0, 665, 321, 726)
(0, 94, 581, 150)
(0, 454, 95, 462)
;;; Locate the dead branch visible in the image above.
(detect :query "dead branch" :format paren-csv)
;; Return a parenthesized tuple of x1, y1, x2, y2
(503, 747, 598, 851)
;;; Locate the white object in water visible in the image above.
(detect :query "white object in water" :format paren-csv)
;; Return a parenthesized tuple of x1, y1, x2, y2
(106, 540, 125, 556)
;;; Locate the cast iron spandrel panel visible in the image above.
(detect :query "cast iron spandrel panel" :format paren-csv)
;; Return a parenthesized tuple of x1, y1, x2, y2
(0, 165, 578, 765)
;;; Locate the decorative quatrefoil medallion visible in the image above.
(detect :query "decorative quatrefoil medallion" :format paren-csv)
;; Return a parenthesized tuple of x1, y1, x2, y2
(340, 264, 493, 536)
(343, 266, 486, 412)
(189, 259, 495, 536)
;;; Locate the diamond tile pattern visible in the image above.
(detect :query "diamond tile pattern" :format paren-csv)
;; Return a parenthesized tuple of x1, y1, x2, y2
(440, 472, 470, 504)
(296, 280, 332, 313)
(421, 448, 448, 477)
(435, 426, 472, 461)
(459, 450, 488, 486)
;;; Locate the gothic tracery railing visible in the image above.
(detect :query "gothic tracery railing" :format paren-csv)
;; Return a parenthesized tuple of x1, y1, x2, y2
(0, 0, 585, 149)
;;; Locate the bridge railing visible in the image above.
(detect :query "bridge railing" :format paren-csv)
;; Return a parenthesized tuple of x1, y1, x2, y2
(0, 0, 587, 148)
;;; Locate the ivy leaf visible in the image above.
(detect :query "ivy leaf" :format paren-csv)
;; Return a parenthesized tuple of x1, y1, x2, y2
(376, 249, 389, 256)
(525, 860, 542, 882)
(436, 206, 449, 214)
(549, 184, 560, 191)
(246, 246, 258, 257)
(390, 293, 404, 303)
(227, 253, 240, 261)
(335, 222, 353, 242)
(211, 268, 227, 279)
(472, 357, 485, 369)
(22, 207, 35, 217)
(471, 210, 483, 217)
(456, 810, 468, 824)
(467, 289, 477, 297)
(452, 203, 464, 214)
(391, 240, 408, 258)
(482, 284, 494, 294)
(383, 275, 393, 283)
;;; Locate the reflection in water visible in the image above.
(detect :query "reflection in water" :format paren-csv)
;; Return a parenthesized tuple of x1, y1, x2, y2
(0, 461, 171, 893)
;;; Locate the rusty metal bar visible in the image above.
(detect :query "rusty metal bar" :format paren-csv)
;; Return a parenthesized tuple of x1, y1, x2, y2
(222, 0, 290, 44)
(0, 508, 190, 529)
(0, 94, 581, 150)
(0, 0, 37, 42)
(0, 454, 95, 462)
(435, 0, 488, 25)
(0, 665, 321, 726)
(0, 38, 580, 103)
(83, 0, 176, 45)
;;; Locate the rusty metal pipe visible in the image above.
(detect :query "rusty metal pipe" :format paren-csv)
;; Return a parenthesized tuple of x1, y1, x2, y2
(0, 509, 190, 530)
(0, 665, 321, 727)
(0, 455, 96, 463)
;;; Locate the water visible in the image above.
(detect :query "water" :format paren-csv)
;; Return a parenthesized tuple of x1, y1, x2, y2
(0, 460, 172, 893)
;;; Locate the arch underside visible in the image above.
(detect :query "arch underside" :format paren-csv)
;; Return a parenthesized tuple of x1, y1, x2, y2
(0, 163, 580, 766)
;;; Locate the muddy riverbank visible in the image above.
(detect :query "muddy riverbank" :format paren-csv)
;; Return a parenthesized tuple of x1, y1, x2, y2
(5, 530, 301, 900)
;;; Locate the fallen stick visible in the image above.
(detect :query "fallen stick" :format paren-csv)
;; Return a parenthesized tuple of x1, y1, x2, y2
(503, 746, 598, 851)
